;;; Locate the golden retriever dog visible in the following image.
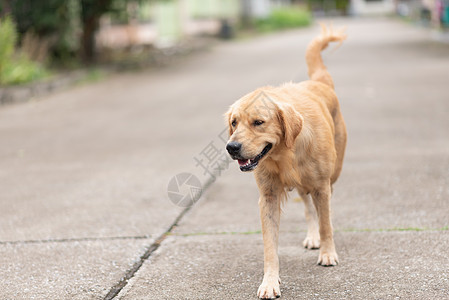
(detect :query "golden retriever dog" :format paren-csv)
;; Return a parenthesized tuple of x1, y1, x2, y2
(225, 26, 347, 299)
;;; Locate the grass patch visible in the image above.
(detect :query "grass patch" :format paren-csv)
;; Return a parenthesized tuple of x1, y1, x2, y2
(255, 7, 312, 32)
(172, 226, 448, 237)
(83, 68, 106, 83)
(75, 68, 107, 86)
(170, 230, 262, 237)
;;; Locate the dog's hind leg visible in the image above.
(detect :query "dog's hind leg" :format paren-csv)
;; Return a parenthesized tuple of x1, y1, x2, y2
(311, 183, 339, 266)
(300, 192, 320, 249)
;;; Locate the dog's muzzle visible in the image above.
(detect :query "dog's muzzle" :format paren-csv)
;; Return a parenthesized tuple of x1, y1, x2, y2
(226, 143, 273, 172)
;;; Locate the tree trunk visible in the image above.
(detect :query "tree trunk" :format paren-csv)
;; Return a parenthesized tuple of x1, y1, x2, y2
(80, 0, 112, 64)
(81, 16, 99, 64)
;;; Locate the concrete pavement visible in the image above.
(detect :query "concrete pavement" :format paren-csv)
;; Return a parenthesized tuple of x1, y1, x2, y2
(0, 17, 448, 299)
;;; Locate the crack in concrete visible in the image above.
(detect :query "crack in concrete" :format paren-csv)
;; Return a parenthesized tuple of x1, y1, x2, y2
(103, 174, 217, 299)
(103, 206, 192, 300)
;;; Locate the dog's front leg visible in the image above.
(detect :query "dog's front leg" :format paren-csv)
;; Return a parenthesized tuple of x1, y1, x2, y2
(257, 193, 281, 299)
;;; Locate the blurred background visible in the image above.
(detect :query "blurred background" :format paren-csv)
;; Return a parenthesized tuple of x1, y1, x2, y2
(1, 1, 449, 299)
(0, 0, 448, 87)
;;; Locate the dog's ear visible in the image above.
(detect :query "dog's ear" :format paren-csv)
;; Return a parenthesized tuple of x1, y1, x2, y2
(224, 106, 233, 136)
(277, 102, 303, 148)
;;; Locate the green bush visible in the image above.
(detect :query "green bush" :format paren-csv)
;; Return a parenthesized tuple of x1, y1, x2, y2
(0, 56, 48, 85)
(0, 17, 48, 85)
(255, 7, 312, 32)
(0, 17, 17, 73)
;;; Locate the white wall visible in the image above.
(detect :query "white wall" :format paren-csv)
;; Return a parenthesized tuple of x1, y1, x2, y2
(350, 0, 395, 16)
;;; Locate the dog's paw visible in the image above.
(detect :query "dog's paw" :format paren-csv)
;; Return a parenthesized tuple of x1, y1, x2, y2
(303, 235, 320, 249)
(257, 276, 281, 299)
(317, 250, 339, 266)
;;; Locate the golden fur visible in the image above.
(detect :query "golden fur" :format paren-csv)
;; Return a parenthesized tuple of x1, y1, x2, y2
(225, 26, 347, 299)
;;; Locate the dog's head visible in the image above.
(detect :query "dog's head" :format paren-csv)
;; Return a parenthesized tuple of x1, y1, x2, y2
(225, 90, 303, 172)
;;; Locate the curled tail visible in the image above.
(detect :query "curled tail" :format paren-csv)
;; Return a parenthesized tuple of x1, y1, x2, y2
(305, 24, 346, 89)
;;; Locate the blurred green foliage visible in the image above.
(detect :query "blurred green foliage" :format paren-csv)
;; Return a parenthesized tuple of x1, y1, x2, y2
(8, 0, 80, 63)
(307, 0, 349, 15)
(0, 0, 320, 86)
(0, 15, 16, 72)
(0, 56, 48, 85)
(0, 17, 48, 85)
(2, 0, 140, 64)
(255, 7, 312, 32)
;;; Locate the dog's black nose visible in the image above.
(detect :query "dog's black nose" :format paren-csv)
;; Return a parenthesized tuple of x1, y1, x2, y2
(226, 141, 242, 156)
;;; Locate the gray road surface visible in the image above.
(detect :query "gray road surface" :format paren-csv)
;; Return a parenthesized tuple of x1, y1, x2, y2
(0, 17, 448, 299)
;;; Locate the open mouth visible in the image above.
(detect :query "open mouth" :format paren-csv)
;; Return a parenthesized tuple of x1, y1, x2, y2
(237, 143, 273, 172)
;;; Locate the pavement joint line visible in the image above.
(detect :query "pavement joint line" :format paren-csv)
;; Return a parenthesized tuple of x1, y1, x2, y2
(103, 174, 217, 300)
(170, 226, 449, 237)
(337, 226, 449, 233)
(0, 235, 152, 245)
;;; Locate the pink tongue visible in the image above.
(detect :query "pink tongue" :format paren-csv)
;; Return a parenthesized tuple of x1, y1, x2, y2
(238, 159, 249, 166)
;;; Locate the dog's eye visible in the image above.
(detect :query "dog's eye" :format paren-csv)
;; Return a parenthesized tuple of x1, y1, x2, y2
(231, 119, 237, 127)
(253, 120, 264, 126)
